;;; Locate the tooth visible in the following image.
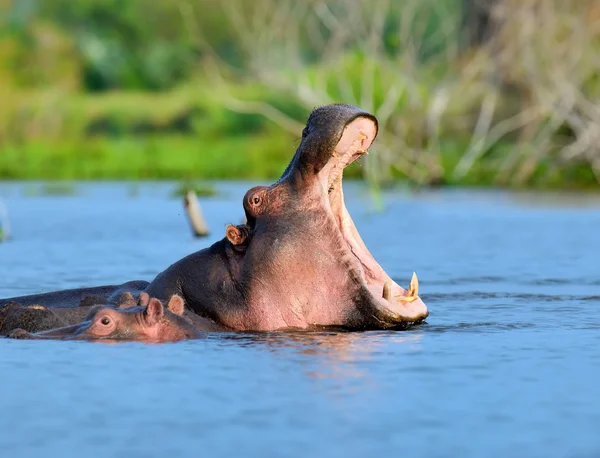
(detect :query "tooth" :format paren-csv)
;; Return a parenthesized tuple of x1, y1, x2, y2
(394, 294, 418, 303)
(382, 280, 392, 300)
(358, 148, 369, 155)
(408, 272, 419, 297)
(358, 133, 367, 140)
(332, 151, 339, 158)
(394, 272, 420, 303)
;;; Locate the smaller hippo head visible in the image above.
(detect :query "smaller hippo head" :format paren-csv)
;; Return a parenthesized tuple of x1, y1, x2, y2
(9, 295, 199, 342)
(81, 298, 174, 339)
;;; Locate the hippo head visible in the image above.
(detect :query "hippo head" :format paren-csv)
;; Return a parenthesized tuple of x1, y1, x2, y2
(9, 296, 198, 342)
(205, 104, 428, 330)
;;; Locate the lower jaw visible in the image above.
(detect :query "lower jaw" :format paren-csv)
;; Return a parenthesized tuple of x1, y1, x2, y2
(363, 282, 428, 324)
(323, 168, 428, 325)
(332, 196, 428, 323)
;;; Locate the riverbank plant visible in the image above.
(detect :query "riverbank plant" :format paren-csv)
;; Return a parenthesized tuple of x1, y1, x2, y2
(1, 0, 599, 190)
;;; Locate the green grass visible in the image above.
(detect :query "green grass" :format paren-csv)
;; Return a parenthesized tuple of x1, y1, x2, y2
(0, 131, 300, 181)
(2, 133, 600, 191)
(1, 86, 599, 190)
(0, 83, 311, 182)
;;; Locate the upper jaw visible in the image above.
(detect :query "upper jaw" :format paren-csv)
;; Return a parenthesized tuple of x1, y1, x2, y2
(321, 116, 378, 194)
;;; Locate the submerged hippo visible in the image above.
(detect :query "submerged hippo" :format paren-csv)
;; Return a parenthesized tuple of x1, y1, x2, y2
(0, 302, 67, 335)
(0, 292, 148, 335)
(8, 295, 217, 342)
(0, 104, 428, 332)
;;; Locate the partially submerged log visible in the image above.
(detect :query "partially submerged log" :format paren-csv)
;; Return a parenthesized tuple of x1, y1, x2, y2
(183, 190, 209, 237)
(0, 199, 10, 242)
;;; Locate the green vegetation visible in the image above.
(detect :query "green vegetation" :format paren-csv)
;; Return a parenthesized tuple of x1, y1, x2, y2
(1, 0, 599, 189)
(0, 84, 306, 181)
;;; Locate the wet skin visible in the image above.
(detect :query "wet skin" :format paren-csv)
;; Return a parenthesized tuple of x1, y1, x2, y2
(0, 291, 143, 335)
(0, 104, 429, 333)
(8, 295, 223, 342)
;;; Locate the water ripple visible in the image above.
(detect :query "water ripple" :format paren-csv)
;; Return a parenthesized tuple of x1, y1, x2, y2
(425, 276, 600, 286)
(424, 322, 536, 333)
(1, 183, 600, 458)
(424, 291, 600, 302)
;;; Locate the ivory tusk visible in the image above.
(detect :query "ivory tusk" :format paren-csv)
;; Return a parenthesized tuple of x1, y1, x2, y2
(382, 280, 392, 301)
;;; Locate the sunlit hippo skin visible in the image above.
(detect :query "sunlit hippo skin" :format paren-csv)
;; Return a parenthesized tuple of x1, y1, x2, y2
(0, 104, 428, 332)
(0, 281, 150, 314)
(0, 292, 143, 336)
(0, 292, 223, 337)
(8, 294, 220, 341)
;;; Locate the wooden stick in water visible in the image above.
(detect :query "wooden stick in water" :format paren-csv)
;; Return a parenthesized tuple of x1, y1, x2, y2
(183, 190, 210, 237)
(0, 199, 10, 242)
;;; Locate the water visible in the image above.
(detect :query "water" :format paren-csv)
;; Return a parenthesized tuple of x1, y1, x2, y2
(1, 181, 599, 458)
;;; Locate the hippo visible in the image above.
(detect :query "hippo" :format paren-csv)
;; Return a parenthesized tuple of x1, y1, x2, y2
(0, 302, 67, 335)
(8, 295, 219, 342)
(0, 104, 428, 332)
(0, 292, 147, 335)
(0, 292, 223, 337)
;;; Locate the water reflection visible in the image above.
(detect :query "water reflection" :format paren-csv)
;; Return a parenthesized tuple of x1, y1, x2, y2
(210, 329, 426, 380)
(424, 322, 536, 333)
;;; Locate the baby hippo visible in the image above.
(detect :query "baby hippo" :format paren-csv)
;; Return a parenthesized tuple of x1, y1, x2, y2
(9, 295, 212, 342)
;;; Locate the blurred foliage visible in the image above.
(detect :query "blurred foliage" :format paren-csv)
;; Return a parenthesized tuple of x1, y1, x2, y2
(169, 180, 217, 198)
(3, 0, 195, 90)
(0, 0, 599, 189)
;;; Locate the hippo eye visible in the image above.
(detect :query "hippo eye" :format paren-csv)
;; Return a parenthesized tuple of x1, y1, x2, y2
(252, 195, 261, 206)
(100, 316, 111, 326)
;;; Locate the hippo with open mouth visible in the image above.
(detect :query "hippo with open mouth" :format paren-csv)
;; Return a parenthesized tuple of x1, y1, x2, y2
(0, 104, 428, 333)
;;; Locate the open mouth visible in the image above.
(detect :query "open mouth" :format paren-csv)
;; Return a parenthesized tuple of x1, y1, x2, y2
(319, 116, 429, 326)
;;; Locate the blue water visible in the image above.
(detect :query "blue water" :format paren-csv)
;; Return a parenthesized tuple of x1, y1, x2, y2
(1, 181, 599, 458)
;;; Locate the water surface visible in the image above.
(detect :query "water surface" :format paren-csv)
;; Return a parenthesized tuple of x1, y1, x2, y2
(0, 182, 599, 458)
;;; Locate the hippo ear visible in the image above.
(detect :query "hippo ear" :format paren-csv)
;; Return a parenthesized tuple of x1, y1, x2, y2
(225, 224, 249, 247)
(166, 295, 185, 316)
(144, 298, 164, 326)
(138, 292, 150, 306)
(1, 301, 22, 311)
(226, 224, 242, 245)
